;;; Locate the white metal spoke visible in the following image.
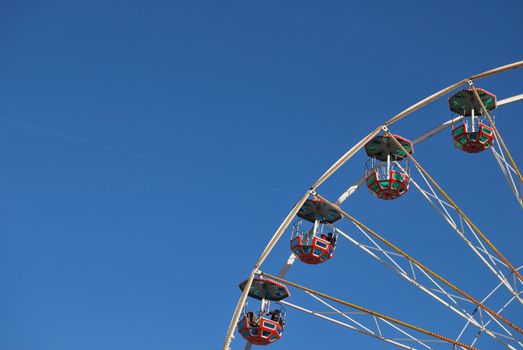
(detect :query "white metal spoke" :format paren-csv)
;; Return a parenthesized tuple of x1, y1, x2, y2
(498, 93, 523, 106)
(305, 291, 442, 350)
(306, 291, 374, 334)
(349, 223, 409, 275)
(459, 291, 523, 349)
(412, 116, 465, 145)
(406, 164, 523, 305)
(280, 300, 419, 350)
(278, 253, 297, 277)
(335, 224, 522, 349)
(491, 142, 523, 208)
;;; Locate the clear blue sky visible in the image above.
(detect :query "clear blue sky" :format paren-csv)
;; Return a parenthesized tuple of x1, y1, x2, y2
(1, 1, 522, 349)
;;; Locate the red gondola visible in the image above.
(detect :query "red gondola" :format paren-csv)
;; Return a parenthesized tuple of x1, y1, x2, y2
(449, 88, 497, 153)
(364, 134, 413, 200)
(291, 199, 340, 264)
(237, 309, 285, 346)
(237, 277, 289, 346)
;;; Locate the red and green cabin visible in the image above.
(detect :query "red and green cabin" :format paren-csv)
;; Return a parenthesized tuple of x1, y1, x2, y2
(291, 199, 341, 264)
(448, 88, 497, 154)
(237, 277, 289, 346)
(366, 169, 410, 200)
(452, 122, 495, 153)
(364, 134, 413, 200)
(237, 316, 284, 346)
(290, 235, 335, 264)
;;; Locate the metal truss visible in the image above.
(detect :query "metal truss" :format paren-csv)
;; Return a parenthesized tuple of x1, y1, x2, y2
(224, 62, 523, 349)
(398, 162, 523, 306)
(456, 267, 523, 349)
(280, 296, 445, 350)
(260, 269, 477, 350)
(279, 268, 523, 350)
(334, 224, 523, 350)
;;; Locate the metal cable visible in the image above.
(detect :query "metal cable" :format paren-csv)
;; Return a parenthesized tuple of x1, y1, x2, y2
(468, 81, 523, 186)
(223, 127, 382, 349)
(317, 194, 523, 336)
(261, 272, 477, 350)
(386, 133, 523, 285)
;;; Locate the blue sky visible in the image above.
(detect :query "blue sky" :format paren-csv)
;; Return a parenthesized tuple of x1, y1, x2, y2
(1, 1, 522, 349)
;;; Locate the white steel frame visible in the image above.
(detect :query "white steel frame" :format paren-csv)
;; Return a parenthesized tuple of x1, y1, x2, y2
(397, 162, 523, 305)
(225, 61, 523, 350)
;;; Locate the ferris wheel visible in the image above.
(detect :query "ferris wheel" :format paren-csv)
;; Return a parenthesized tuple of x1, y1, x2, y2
(223, 61, 523, 350)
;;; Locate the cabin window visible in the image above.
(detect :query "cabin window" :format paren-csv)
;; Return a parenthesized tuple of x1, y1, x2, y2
(264, 321, 276, 330)
(316, 240, 327, 249)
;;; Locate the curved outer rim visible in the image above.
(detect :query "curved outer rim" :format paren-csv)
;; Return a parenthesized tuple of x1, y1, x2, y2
(222, 60, 523, 350)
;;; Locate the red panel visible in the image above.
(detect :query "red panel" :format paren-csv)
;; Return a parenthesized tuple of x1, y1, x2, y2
(366, 170, 410, 200)
(452, 122, 495, 154)
(290, 236, 335, 264)
(238, 316, 284, 346)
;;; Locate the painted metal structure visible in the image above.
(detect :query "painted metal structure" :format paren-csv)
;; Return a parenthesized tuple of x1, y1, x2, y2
(224, 61, 523, 350)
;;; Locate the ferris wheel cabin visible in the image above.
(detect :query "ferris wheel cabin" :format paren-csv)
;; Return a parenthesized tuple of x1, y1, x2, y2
(365, 134, 413, 200)
(449, 88, 497, 153)
(237, 277, 289, 345)
(290, 198, 341, 264)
